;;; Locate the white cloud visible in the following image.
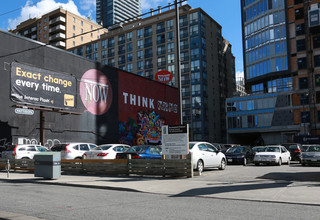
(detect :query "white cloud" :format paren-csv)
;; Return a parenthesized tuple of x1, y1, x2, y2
(8, 0, 81, 30)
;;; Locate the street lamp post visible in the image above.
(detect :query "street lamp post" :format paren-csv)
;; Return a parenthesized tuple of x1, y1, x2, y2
(175, 0, 183, 125)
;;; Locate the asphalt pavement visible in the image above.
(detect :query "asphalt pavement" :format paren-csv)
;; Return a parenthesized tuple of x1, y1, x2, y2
(0, 163, 319, 219)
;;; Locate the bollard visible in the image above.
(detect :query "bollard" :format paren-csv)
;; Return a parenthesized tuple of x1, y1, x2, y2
(5, 159, 10, 178)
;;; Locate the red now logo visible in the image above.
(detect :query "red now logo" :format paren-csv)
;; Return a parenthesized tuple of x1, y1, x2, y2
(155, 70, 173, 84)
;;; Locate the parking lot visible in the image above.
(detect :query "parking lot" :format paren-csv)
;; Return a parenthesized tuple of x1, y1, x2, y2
(1, 161, 319, 206)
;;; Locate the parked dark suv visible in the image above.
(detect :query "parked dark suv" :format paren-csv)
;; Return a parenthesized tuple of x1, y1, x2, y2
(282, 143, 302, 162)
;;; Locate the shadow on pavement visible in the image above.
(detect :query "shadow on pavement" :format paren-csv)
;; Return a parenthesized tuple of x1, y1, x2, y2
(258, 172, 320, 182)
(171, 181, 291, 197)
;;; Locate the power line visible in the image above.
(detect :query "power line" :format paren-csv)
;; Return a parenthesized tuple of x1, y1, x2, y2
(1, 0, 188, 58)
(0, 1, 42, 17)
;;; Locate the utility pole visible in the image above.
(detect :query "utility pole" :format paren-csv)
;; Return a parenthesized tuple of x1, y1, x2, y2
(175, 0, 183, 125)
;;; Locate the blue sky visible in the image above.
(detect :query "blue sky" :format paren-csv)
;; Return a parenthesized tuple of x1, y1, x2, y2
(0, 0, 243, 77)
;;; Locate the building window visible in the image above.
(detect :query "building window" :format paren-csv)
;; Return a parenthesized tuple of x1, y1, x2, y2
(157, 34, 165, 44)
(294, 0, 303, 4)
(118, 45, 125, 54)
(144, 26, 152, 37)
(313, 36, 320, 48)
(137, 28, 143, 38)
(299, 77, 308, 89)
(77, 47, 83, 56)
(44, 26, 47, 31)
(102, 40, 107, 49)
(295, 8, 304, 20)
(101, 50, 107, 59)
(127, 53, 133, 62)
(127, 43, 132, 52)
(118, 34, 125, 44)
(137, 50, 143, 60)
(168, 54, 174, 64)
(296, 39, 306, 51)
(144, 37, 152, 48)
(166, 19, 174, 30)
(300, 111, 310, 123)
(93, 52, 98, 61)
(144, 48, 153, 58)
(108, 38, 114, 47)
(157, 45, 166, 55)
(86, 44, 92, 54)
(296, 23, 305, 36)
(315, 55, 320, 67)
(73, 25, 75, 31)
(167, 31, 174, 41)
(81, 21, 83, 26)
(73, 17, 75, 22)
(157, 57, 166, 67)
(137, 61, 143, 70)
(315, 75, 320, 87)
(73, 41, 75, 46)
(118, 55, 125, 65)
(297, 57, 307, 69)
(145, 59, 153, 69)
(137, 40, 143, 49)
(157, 22, 165, 33)
(127, 63, 133, 72)
(167, 42, 175, 53)
(252, 83, 264, 94)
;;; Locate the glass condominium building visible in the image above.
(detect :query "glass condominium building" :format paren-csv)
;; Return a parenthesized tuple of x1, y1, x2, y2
(242, 0, 292, 94)
(96, 0, 142, 28)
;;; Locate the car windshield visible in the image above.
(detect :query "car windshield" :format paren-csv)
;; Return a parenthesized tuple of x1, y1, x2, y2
(50, 144, 68, 151)
(306, 146, 320, 152)
(227, 147, 244, 153)
(96, 145, 113, 150)
(265, 147, 280, 152)
(288, 145, 298, 150)
(253, 147, 265, 152)
(126, 146, 148, 153)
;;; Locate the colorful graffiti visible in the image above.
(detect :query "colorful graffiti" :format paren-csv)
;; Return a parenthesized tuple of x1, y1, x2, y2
(119, 111, 165, 145)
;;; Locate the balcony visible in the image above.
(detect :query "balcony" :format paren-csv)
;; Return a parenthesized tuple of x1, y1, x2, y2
(51, 41, 66, 48)
(31, 27, 37, 33)
(49, 16, 66, 26)
(49, 33, 66, 41)
(49, 24, 66, 34)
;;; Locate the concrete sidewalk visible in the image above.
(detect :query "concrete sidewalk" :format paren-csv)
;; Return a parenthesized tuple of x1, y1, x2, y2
(1, 170, 320, 206)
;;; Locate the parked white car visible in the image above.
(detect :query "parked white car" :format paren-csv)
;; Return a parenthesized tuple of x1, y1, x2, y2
(189, 141, 226, 173)
(50, 143, 97, 159)
(83, 144, 131, 159)
(1, 144, 48, 159)
(254, 145, 291, 166)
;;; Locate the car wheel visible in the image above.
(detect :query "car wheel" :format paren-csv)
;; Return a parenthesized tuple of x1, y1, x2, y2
(301, 163, 306, 166)
(243, 157, 247, 166)
(255, 162, 259, 166)
(278, 158, 282, 166)
(196, 160, 204, 174)
(219, 158, 226, 170)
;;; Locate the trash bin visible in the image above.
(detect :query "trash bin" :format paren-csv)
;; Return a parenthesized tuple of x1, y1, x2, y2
(34, 152, 61, 179)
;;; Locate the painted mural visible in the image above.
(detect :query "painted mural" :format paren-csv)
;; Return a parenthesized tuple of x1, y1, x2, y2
(119, 111, 165, 146)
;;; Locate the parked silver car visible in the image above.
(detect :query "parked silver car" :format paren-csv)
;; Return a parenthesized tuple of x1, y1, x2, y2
(301, 145, 320, 166)
(50, 143, 97, 159)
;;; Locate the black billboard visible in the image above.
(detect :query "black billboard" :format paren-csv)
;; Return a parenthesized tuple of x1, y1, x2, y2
(10, 61, 77, 109)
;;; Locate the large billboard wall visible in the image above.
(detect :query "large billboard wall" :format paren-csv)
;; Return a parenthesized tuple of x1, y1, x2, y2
(0, 30, 179, 148)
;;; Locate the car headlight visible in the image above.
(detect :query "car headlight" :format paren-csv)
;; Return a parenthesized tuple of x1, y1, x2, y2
(236, 155, 244, 158)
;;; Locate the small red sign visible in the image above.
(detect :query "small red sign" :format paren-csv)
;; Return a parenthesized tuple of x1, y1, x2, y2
(155, 70, 173, 84)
